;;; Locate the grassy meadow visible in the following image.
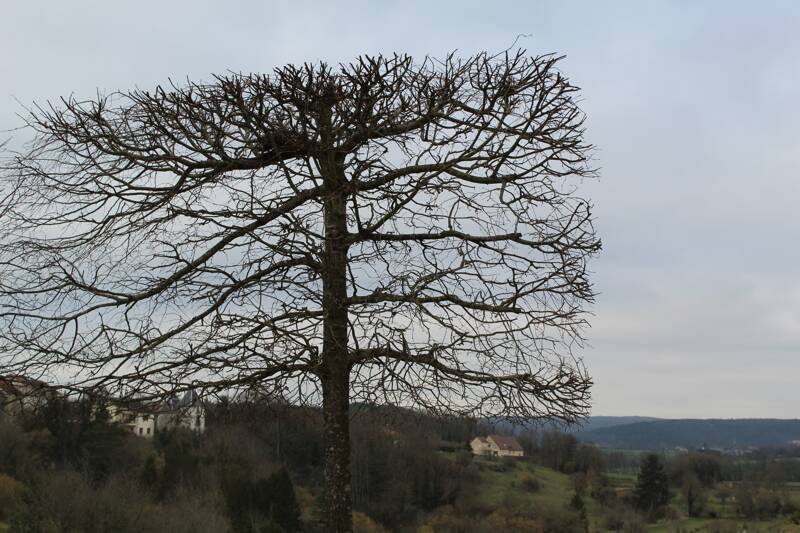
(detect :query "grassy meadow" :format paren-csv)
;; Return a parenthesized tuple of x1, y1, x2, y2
(460, 453, 800, 533)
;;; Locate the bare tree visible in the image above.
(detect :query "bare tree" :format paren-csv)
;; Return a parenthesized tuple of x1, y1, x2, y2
(0, 51, 599, 531)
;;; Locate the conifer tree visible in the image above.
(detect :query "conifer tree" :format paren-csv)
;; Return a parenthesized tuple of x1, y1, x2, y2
(634, 453, 669, 512)
(260, 467, 301, 532)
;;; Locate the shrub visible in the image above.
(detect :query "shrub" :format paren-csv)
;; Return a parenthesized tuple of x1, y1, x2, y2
(602, 503, 646, 533)
(454, 450, 473, 468)
(353, 511, 389, 533)
(417, 505, 481, 533)
(707, 520, 739, 533)
(487, 458, 512, 473)
(9, 469, 232, 533)
(0, 419, 39, 481)
(418, 502, 585, 533)
(501, 456, 517, 471)
(621, 513, 646, 533)
(520, 473, 541, 493)
(735, 484, 782, 519)
(0, 473, 24, 522)
(590, 474, 614, 504)
(221, 465, 302, 532)
(257, 467, 302, 532)
(484, 502, 585, 533)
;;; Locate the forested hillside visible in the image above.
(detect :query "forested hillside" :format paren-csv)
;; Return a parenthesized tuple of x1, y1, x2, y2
(4, 400, 800, 531)
(579, 419, 800, 450)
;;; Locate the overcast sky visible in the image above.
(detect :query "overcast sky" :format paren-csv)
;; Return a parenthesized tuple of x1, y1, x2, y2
(1, 1, 798, 418)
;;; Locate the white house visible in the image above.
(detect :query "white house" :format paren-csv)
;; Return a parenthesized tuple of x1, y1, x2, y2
(470, 435, 524, 457)
(157, 391, 206, 433)
(111, 390, 205, 437)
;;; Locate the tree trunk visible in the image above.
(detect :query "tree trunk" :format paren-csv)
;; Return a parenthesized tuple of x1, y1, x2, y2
(322, 363, 352, 532)
(321, 170, 353, 532)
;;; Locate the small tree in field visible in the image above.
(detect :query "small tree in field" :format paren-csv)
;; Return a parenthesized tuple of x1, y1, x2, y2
(0, 51, 599, 531)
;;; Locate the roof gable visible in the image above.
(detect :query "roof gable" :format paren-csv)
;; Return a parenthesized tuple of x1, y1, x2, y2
(488, 435, 523, 452)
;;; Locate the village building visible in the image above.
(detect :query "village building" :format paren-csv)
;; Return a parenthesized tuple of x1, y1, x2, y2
(0, 376, 205, 438)
(470, 435, 525, 457)
(110, 390, 206, 437)
(0, 375, 56, 416)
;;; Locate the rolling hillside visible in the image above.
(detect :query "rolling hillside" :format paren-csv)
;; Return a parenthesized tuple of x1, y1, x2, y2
(578, 418, 800, 450)
(571, 416, 662, 433)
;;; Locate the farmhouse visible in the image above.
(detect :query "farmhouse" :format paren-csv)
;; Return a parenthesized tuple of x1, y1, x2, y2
(110, 390, 206, 437)
(470, 435, 524, 457)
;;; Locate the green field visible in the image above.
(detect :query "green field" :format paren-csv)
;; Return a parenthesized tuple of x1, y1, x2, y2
(470, 456, 573, 508)
(460, 455, 800, 533)
(647, 518, 800, 532)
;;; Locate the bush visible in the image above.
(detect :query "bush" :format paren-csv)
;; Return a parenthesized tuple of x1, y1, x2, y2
(11, 470, 152, 533)
(590, 475, 614, 505)
(501, 456, 518, 471)
(0, 473, 24, 522)
(484, 502, 585, 533)
(453, 450, 473, 468)
(662, 505, 681, 522)
(417, 505, 476, 533)
(621, 513, 646, 533)
(156, 486, 232, 533)
(10, 469, 232, 533)
(221, 465, 302, 532)
(735, 484, 782, 519)
(520, 473, 541, 493)
(353, 511, 389, 533)
(602, 503, 646, 533)
(707, 520, 739, 533)
(257, 467, 302, 532)
(486, 456, 514, 473)
(0, 419, 39, 481)
(418, 502, 585, 533)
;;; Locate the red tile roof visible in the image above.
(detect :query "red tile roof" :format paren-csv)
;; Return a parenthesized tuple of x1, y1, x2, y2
(488, 435, 524, 452)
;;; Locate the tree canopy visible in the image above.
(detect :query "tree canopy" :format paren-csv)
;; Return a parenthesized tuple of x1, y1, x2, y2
(0, 50, 599, 531)
(635, 454, 670, 512)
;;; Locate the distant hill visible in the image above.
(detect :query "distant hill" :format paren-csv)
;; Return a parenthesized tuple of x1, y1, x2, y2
(570, 416, 661, 433)
(482, 415, 660, 434)
(578, 419, 800, 450)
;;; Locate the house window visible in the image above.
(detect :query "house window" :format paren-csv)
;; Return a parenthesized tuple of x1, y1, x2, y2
(195, 415, 201, 427)
(138, 427, 143, 435)
(146, 427, 151, 435)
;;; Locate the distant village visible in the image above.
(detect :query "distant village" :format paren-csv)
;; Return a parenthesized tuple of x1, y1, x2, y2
(0, 374, 536, 456)
(5, 373, 800, 532)
(0, 374, 205, 438)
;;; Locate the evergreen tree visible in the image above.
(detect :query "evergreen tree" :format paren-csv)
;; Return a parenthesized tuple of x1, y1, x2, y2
(221, 466, 257, 533)
(81, 397, 128, 481)
(569, 490, 589, 533)
(258, 467, 301, 532)
(634, 454, 670, 512)
(139, 455, 160, 490)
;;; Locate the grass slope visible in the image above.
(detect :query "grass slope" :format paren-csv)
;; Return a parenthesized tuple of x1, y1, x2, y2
(465, 455, 800, 532)
(471, 456, 572, 509)
(647, 518, 800, 532)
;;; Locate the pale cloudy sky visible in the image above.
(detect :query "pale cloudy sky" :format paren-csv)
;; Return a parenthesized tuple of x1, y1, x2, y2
(1, 1, 798, 418)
